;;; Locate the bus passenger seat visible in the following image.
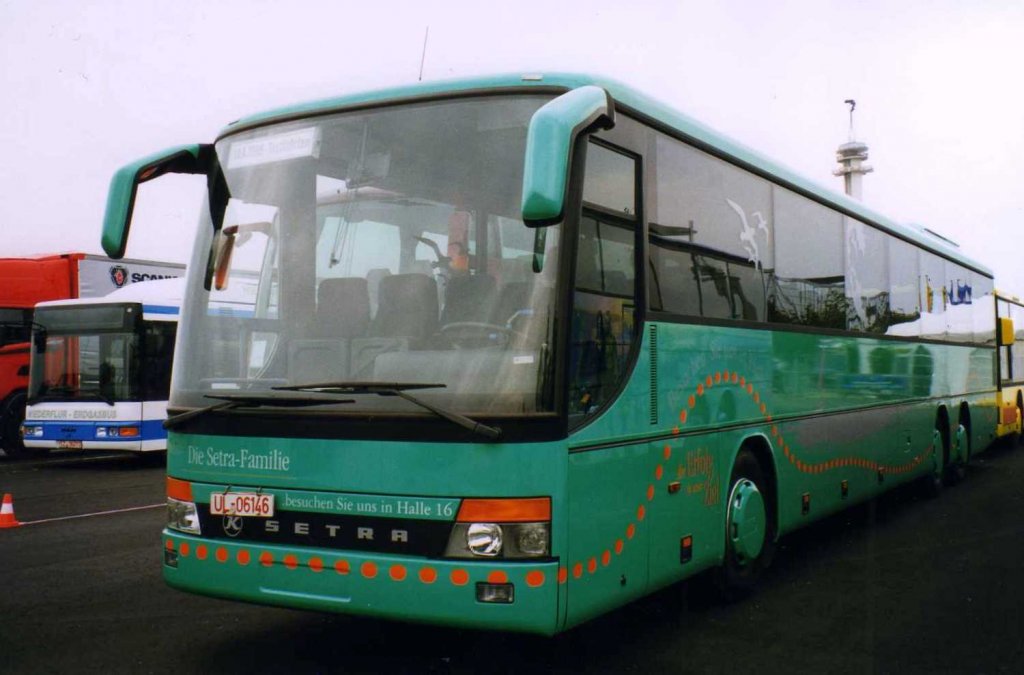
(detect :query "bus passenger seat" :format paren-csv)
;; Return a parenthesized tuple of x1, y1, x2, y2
(441, 274, 496, 325)
(316, 277, 370, 339)
(370, 273, 439, 340)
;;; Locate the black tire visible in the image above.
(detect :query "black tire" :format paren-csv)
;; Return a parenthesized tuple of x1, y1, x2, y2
(717, 449, 776, 596)
(1, 392, 30, 459)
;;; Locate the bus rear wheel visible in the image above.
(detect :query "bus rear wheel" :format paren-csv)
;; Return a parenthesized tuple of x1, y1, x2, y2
(717, 449, 775, 596)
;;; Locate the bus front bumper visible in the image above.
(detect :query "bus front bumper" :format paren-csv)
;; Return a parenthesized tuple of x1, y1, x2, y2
(162, 531, 561, 635)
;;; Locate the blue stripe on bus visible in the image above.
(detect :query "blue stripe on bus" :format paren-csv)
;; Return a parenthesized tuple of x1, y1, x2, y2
(31, 418, 167, 442)
(143, 304, 180, 315)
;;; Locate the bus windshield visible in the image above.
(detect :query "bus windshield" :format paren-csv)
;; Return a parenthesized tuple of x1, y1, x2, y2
(29, 305, 142, 403)
(174, 94, 561, 417)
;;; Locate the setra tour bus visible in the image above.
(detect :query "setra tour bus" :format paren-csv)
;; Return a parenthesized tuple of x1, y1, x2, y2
(22, 278, 181, 455)
(100, 74, 1005, 634)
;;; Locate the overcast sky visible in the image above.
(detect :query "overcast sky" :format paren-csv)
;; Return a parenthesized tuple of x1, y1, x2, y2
(2, 0, 1022, 291)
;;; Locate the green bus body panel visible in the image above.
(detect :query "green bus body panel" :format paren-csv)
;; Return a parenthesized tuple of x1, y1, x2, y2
(521, 85, 612, 223)
(102, 144, 202, 259)
(557, 322, 997, 627)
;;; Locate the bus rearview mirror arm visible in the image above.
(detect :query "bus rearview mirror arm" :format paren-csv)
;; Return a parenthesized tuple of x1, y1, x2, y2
(101, 144, 213, 259)
(521, 86, 616, 228)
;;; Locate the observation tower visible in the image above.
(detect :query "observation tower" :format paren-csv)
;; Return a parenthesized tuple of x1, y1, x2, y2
(833, 99, 873, 200)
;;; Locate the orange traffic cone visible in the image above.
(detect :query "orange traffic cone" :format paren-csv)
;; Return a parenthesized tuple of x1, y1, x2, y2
(0, 493, 21, 528)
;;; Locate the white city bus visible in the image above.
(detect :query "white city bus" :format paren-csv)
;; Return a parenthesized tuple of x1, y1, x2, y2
(22, 278, 182, 454)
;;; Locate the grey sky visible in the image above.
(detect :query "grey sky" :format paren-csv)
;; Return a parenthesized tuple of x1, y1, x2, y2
(2, 0, 1022, 291)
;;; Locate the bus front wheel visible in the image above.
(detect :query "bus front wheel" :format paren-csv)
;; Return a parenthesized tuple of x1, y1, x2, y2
(717, 449, 776, 596)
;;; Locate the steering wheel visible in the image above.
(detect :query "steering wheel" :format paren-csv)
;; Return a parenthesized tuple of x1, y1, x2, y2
(439, 322, 519, 349)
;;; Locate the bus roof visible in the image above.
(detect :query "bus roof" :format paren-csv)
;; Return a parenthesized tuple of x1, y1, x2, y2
(34, 277, 184, 311)
(220, 72, 989, 276)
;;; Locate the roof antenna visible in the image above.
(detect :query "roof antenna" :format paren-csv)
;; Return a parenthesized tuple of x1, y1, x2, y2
(844, 99, 856, 141)
(418, 26, 430, 81)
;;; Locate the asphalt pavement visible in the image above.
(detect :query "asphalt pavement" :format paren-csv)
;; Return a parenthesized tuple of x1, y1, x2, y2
(1, 440, 1022, 674)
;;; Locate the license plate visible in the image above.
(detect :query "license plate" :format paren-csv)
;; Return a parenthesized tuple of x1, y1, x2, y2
(57, 440, 83, 449)
(210, 492, 275, 517)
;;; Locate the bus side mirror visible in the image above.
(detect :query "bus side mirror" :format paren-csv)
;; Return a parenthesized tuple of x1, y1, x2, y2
(999, 317, 1015, 346)
(102, 144, 211, 259)
(521, 86, 615, 227)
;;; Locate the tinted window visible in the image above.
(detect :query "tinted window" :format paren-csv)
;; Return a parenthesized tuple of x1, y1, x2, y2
(887, 238, 920, 337)
(648, 134, 771, 321)
(845, 217, 889, 333)
(583, 142, 637, 217)
(771, 187, 844, 329)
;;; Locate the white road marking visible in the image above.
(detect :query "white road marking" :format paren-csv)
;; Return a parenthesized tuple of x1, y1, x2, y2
(19, 503, 164, 526)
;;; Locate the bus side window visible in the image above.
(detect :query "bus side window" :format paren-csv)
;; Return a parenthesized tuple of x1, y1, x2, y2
(570, 141, 639, 419)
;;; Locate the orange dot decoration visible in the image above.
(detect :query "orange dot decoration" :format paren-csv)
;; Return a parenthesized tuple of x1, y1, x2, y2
(647, 485, 655, 501)
(626, 524, 636, 540)
(557, 567, 569, 584)
(526, 570, 545, 588)
(165, 540, 174, 551)
(663, 445, 672, 460)
(215, 547, 229, 563)
(655, 465, 664, 480)
(179, 542, 190, 557)
(679, 410, 687, 425)
(284, 554, 299, 570)
(637, 505, 646, 521)
(450, 569, 469, 586)
(488, 570, 508, 584)
(615, 539, 624, 554)
(361, 561, 378, 579)
(601, 550, 611, 566)
(587, 557, 597, 574)
(572, 563, 583, 579)
(309, 557, 324, 573)
(389, 564, 406, 581)
(419, 567, 437, 584)
(259, 551, 273, 567)
(236, 549, 251, 566)
(195, 545, 208, 561)
(334, 559, 350, 575)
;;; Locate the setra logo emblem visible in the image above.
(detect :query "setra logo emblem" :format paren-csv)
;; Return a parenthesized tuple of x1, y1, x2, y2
(222, 516, 244, 538)
(109, 265, 129, 288)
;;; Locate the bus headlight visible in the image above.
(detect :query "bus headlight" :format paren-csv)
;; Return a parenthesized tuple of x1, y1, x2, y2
(167, 497, 201, 535)
(21, 425, 43, 438)
(444, 498, 551, 559)
(98, 426, 140, 438)
(467, 523, 503, 556)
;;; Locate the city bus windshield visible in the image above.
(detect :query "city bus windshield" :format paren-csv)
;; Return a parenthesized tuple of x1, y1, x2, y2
(173, 94, 562, 418)
(28, 305, 142, 403)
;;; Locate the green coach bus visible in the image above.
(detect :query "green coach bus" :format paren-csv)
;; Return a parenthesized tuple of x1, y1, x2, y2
(102, 73, 1001, 635)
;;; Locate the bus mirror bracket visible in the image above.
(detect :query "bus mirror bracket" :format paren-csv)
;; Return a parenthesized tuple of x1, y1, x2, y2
(999, 317, 1015, 346)
(101, 144, 212, 259)
(521, 85, 615, 228)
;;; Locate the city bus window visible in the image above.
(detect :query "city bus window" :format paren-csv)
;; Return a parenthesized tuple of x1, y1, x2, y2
(648, 133, 772, 322)
(845, 217, 889, 333)
(771, 187, 844, 328)
(583, 142, 637, 217)
(972, 273, 995, 345)
(919, 252, 947, 340)
(887, 238, 920, 337)
(570, 141, 638, 419)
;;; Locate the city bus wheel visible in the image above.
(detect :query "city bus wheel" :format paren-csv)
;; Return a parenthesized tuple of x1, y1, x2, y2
(943, 423, 969, 486)
(1, 392, 30, 459)
(716, 449, 775, 597)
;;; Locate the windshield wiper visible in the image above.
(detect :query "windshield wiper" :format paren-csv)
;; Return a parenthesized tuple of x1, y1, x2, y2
(164, 392, 355, 431)
(273, 381, 502, 440)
